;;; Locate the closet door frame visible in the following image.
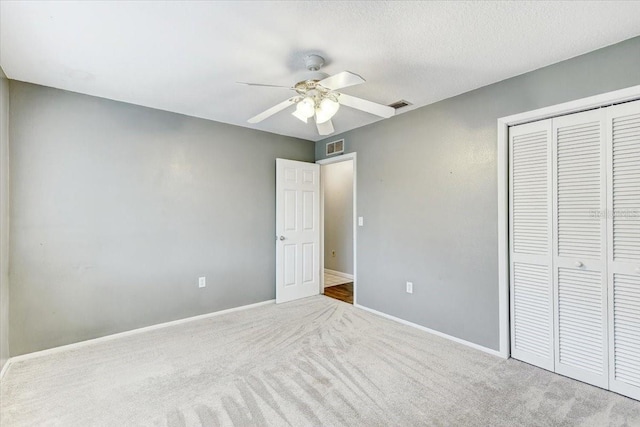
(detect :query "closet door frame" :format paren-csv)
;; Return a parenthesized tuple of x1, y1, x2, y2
(497, 84, 640, 359)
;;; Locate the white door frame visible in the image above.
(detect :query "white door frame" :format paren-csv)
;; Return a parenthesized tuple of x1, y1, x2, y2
(317, 152, 357, 304)
(497, 84, 640, 359)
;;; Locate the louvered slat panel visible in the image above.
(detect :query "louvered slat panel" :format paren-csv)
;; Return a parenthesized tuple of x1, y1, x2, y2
(513, 263, 552, 359)
(607, 101, 640, 400)
(513, 130, 548, 255)
(510, 120, 554, 371)
(613, 273, 640, 388)
(612, 112, 640, 262)
(558, 268, 605, 374)
(553, 109, 607, 389)
(557, 121, 602, 258)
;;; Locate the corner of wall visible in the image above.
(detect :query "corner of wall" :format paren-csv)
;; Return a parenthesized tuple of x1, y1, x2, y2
(0, 66, 10, 371)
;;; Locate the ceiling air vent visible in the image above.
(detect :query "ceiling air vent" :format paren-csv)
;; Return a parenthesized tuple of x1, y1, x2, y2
(388, 100, 412, 110)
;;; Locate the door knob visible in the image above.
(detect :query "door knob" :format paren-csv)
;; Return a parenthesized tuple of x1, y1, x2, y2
(279, 236, 285, 241)
(575, 261, 584, 268)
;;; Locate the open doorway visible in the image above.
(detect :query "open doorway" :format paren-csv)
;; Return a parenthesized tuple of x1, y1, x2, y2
(318, 154, 356, 305)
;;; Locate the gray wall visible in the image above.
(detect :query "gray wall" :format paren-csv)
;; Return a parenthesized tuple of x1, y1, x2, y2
(9, 82, 314, 355)
(0, 68, 9, 369)
(316, 36, 640, 351)
(323, 160, 353, 275)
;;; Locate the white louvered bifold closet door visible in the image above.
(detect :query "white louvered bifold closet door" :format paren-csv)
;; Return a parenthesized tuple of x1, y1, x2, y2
(552, 109, 609, 389)
(606, 100, 640, 401)
(509, 119, 555, 371)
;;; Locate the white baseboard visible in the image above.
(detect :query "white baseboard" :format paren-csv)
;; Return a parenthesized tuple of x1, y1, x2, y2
(324, 268, 354, 280)
(0, 358, 11, 381)
(354, 303, 506, 359)
(5, 299, 276, 367)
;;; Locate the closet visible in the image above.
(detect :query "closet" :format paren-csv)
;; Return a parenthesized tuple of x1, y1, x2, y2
(509, 99, 640, 400)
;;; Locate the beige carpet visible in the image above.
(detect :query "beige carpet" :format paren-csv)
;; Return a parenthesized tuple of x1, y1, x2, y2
(1, 296, 639, 426)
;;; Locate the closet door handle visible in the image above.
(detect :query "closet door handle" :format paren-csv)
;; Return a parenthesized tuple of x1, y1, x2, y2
(575, 261, 584, 268)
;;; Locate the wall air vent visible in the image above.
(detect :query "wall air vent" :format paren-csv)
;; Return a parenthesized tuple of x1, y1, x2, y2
(388, 100, 412, 109)
(326, 139, 344, 156)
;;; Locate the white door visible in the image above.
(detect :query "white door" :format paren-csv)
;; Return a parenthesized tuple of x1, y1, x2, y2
(552, 109, 609, 389)
(509, 119, 555, 371)
(605, 100, 640, 400)
(276, 159, 320, 303)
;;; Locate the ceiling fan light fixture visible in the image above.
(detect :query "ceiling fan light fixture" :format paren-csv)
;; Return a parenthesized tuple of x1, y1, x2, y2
(315, 97, 340, 124)
(296, 97, 315, 118)
(243, 55, 392, 135)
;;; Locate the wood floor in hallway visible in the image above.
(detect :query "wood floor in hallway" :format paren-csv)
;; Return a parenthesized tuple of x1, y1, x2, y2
(324, 282, 353, 304)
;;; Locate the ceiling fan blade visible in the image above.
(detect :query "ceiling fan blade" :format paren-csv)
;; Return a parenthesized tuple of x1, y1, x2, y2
(248, 98, 296, 124)
(337, 93, 395, 118)
(318, 71, 365, 91)
(237, 82, 293, 89)
(316, 119, 335, 136)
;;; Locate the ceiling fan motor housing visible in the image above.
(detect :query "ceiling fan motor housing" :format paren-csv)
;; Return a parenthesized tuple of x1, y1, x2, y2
(294, 73, 330, 94)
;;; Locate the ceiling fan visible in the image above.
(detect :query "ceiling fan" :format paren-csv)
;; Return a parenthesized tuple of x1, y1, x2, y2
(240, 54, 395, 136)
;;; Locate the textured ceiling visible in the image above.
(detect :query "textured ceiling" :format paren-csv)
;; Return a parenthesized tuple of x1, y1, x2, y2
(1, 1, 639, 141)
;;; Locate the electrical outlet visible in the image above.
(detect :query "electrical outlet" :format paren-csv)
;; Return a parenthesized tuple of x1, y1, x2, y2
(332, 250, 336, 257)
(198, 277, 206, 288)
(406, 281, 413, 294)
(358, 216, 364, 226)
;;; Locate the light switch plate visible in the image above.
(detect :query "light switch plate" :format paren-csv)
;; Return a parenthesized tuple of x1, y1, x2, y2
(358, 216, 364, 226)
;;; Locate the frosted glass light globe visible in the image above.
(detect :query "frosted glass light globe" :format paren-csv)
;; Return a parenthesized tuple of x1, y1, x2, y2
(315, 98, 340, 124)
(296, 97, 315, 118)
